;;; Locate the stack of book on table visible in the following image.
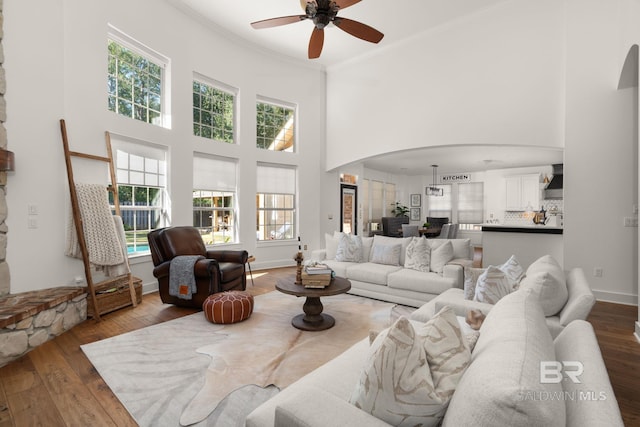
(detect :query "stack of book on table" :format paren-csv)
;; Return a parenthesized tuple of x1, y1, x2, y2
(302, 263, 333, 288)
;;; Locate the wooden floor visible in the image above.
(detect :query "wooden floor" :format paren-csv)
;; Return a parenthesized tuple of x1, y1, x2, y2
(0, 267, 638, 426)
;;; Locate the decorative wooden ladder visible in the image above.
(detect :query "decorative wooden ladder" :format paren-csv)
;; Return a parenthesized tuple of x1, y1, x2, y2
(59, 119, 137, 320)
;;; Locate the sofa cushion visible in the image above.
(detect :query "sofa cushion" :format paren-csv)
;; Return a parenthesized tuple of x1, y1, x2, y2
(350, 308, 471, 427)
(430, 240, 454, 273)
(325, 232, 341, 260)
(404, 236, 430, 272)
(443, 288, 565, 427)
(336, 233, 363, 262)
(346, 262, 401, 285)
(473, 265, 513, 304)
(519, 255, 568, 316)
(323, 260, 357, 279)
(387, 268, 455, 294)
(361, 237, 374, 262)
(430, 238, 472, 260)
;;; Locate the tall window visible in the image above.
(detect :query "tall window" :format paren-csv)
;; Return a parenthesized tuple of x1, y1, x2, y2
(110, 138, 168, 255)
(256, 164, 296, 240)
(256, 98, 295, 151)
(193, 76, 236, 143)
(193, 155, 238, 245)
(107, 26, 169, 127)
(427, 184, 452, 219)
(457, 182, 484, 230)
(370, 180, 384, 222)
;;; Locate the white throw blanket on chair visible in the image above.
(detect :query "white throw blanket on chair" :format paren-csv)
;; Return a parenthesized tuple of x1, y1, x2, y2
(65, 183, 128, 276)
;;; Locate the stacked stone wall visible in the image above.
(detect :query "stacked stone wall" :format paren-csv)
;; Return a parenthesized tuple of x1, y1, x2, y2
(0, 294, 87, 367)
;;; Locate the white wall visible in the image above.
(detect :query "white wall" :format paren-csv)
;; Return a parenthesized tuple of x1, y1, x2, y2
(564, 0, 639, 304)
(4, 0, 326, 293)
(325, 0, 566, 171)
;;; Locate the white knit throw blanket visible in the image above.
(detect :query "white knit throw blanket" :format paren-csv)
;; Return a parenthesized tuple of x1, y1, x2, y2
(65, 183, 125, 269)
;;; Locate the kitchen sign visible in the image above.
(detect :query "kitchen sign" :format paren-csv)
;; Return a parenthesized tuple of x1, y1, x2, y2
(441, 173, 471, 183)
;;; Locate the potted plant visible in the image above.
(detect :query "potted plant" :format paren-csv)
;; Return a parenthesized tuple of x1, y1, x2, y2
(391, 202, 409, 217)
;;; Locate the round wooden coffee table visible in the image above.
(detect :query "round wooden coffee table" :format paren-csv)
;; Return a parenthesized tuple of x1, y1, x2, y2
(276, 276, 351, 331)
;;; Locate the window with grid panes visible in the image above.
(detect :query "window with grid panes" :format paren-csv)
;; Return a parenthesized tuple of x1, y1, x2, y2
(193, 78, 236, 143)
(193, 155, 238, 244)
(107, 30, 168, 127)
(256, 164, 296, 240)
(427, 184, 452, 220)
(256, 99, 295, 151)
(109, 138, 168, 255)
(457, 182, 484, 230)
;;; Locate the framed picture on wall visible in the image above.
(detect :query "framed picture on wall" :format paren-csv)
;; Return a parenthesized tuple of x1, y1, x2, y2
(410, 207, 421, 221)
(410, 194, 421, 207)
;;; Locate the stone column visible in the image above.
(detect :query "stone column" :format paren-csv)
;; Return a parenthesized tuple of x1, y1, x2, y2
(0, 0, 10, 297)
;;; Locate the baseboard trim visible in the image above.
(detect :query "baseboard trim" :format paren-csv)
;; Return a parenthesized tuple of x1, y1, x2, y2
(591, 289, 638, 306)
(142, 281, 159, 295)
(635, 322, 640, 343)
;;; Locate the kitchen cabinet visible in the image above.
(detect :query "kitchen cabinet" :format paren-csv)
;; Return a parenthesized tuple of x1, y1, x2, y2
(505, 174, 540, 211)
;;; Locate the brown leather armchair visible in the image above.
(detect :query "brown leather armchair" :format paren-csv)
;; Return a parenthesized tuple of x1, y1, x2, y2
(147, 226, 248, 308)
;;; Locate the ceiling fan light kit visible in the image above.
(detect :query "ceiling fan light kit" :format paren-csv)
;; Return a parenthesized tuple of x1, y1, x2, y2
(426, 164, 443, 197)
(250, 0, 384, 59)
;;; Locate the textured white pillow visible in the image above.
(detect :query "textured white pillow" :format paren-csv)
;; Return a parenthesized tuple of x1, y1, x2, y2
(520, 255, 568, 316)
(463, 267, 485, 300)
(473, 265, 513, 304)
(430, 240, 454, 273)
(404, 236, 430, 272)
(370, 244, 401, 266)
(325, 232, 341, 260)
(499, 255, 525, 288)
(350, 309, 471, 427)
(335, 233, 363, 262)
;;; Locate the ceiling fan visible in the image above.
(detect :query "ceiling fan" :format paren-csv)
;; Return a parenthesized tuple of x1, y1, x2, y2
(250, 0, 384, 59)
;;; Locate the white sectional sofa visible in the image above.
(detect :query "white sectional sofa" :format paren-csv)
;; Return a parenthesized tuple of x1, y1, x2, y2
(411, 255, 596, 338)
(310, 233, 474, 308)
(246, 288, 623, 427)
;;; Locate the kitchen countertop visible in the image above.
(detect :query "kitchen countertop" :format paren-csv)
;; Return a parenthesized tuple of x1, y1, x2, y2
(481, 224, 563, 235)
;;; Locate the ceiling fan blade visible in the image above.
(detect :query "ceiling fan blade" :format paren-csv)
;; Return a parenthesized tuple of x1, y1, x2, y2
(308, 27, 324, 59)
(333, 0, 362, 10)
(333, 17, 384, 43)
(251, 15, 307, 29)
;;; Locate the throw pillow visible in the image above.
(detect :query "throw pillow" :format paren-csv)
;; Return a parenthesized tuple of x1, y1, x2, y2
(519, 255, 568, 316)
(370, 244, 402, 266)
(465, 331, 480, 352)
(335, 233, 363, 262)
(473, 265, 513, 304)
(325, 232, 341, 260)
(463, 267, 485, 300)
(404, 236, 430, 272)
(361, 237, 374, 262)
(430, 240, 454, 273)
(350, 310, 471, 427)
(499, 254, 525, 288)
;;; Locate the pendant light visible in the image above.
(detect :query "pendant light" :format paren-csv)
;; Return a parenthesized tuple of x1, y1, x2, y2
(426, 165, 443, 196)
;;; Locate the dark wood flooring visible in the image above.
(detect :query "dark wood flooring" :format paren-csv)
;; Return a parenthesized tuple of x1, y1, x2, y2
(0, 267, 638, 426)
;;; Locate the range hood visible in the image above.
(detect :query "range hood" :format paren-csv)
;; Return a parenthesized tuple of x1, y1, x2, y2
(545, 163, 563, 200)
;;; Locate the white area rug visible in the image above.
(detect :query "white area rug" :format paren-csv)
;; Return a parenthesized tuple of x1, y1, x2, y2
(82, 291, 397, 426)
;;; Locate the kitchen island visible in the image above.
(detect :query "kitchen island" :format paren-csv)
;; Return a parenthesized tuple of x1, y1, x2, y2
(481, 224, 563, 268)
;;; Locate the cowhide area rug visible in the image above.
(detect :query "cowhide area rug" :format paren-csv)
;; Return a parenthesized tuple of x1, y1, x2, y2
(82, 291, 411, 426)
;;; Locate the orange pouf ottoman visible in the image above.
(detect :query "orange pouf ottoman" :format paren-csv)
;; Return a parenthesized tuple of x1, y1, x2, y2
(203, 291, 254, 324)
